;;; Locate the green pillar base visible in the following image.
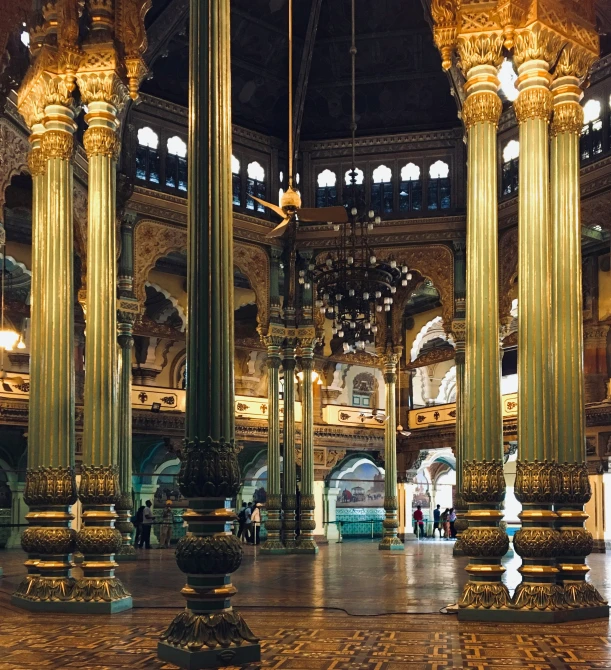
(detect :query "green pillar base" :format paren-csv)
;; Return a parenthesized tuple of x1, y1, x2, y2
(293, 540, 319, 554)
(11, 594, 132, 613)
(158, 640, 261, 669)
(379, 537, 404, 551)
(259, 540, 287, 555)
(458, 605, 609, 623)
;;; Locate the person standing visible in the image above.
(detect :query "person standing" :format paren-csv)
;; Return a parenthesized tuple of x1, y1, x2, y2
(244, 501, 253, 544)
(441, 508, 450, 539)
(159, 500, 174, 549)
(237, 502, 248, 541)
(139, 499, 154, 549)
(432, 504, 442, 539)
(133, 505, 145, 548)
(449, 508, 457, 539)
(413, 505, 425, 538)
(251, 502, 262, 545)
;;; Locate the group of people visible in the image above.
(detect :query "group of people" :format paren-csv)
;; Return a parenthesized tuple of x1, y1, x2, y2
(237, 501, 262, 545)
(413, 504, 457, 539)
(133, 499, 175, 549)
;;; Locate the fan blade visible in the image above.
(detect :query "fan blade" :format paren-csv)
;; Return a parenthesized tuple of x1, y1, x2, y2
(251, 195, 286, 219)
(297, 206, 348, 223)
(266, 218, 291, 238)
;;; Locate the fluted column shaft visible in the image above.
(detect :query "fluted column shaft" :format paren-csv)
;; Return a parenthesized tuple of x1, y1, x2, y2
(551, 75, 607, 613)
(379, 353, 403, 551)
(510, 57, 564, 613)
(282, 347, 297, 550)
(158, 0, 259, 663)
(295, 344, 318, 554)
(13, 107, 80, 611)
(260, 342, 285, 553)
(452, 333, 468, 556)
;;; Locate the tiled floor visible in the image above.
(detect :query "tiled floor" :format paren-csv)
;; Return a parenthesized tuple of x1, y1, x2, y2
(0, 540, 609, 668)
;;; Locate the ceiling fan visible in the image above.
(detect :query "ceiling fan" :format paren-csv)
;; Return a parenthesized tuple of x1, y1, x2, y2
(252, 0, 348, 239)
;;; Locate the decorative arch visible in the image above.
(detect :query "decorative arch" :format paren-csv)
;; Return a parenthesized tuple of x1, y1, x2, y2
(169, 348, 187, 389)
(134, 221, 270, 330)
(499, 227, 518, 325)
(327, 452, 384, 488)
(410, 316, 452, 361)
(435, 364, 456, 404)
(145, 281, 187, 332)
(0, 118, 28, 213)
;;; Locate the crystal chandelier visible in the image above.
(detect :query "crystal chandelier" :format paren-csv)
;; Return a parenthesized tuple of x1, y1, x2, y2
(303, 0, 411, 353)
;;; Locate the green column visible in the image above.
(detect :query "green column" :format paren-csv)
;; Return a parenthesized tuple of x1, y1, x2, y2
(282, 344, 297, 551)
(510, 52, 564, 614)
(13, 106, 80, 612)
(295, 340, 318, 554)
(158, 0, 260, 664)
(452, 323, 467, 556)
(551, 68, 607, 615)
(71, 101, 131, 613)
(260, 336, 285, 554)
(116, 214, 138, 562)
(457, 60, 510, 617)
(379, 351, 404, 551)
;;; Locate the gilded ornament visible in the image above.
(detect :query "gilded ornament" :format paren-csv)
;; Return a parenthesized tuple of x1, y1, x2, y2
(558, 528, 593, 558)
(430, 0, 457, 70)
(13, 575, 75, 602)
(83, 126, 120, 159)
(459, 582, 510, 609)
(460, 527, 509, 558)
(41, 130, 74, 161)
(514, 87, 553, 124)
(563, 582, 607, 608)
(463, 91, 502, 130)
(23, 467, 78, 506)
(175, 534, 242, 575)
(21, 527, 77, 555)
(513, 26, 563, 70)
(510, 582, 565, 611)
(179, 437, 241, 498)
(79, 464, 120, 504)
(514, 460, 558, 504)
(456, 33, 504, 75)
(300, 519, 317, 531)
(382, 518, 399, 529)
(383, 496, 398, 511)
(513, 528, 561, 558)
(160, 610, 259, 651)
(495, 0, 528, 50)
(555, 462, 591, 504)
(72, 577, 132, 602)
(461, 460, 505, 504)
(266, 494, 282, 509)
(76, 527, 122, 555)
(554, 41, 598, 80)
(300, 494, 315, 510)
(551, 102, 583, 137)
(27, 148, 46, 177)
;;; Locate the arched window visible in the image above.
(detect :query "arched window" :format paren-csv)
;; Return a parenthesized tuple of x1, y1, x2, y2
(371, 165, 393, 214)
(136, 127, 160, 184)
(344, 167, 364, 207)
(502, 140, 519, 196)
(232, 155, 241, 206)
(316, 169, 337, 207)
(581, 99, 603, 161)
(165, 136, 187, 192)
(246, 161, 266, 212)
(399, 162, 422, 212)
(428, 160, 451, 210)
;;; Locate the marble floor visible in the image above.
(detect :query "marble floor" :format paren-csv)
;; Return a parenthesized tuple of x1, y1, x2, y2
(0, 540, 609, 668)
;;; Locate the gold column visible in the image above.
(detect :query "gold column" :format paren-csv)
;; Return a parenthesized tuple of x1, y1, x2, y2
(378, 351, 404, 551)
(551, 55, 607, 616)
(452, 321, 467, 556)
(13, 104, 80, 611)
(295, 339, 318, 554)
(72, 99, 131, 611)
(282, 344, 297, 551)
(260, 336, 285, 553)
(456, 58, 510, 617)
(510, 43, 564, 615)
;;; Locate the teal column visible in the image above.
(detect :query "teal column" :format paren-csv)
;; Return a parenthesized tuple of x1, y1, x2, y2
(282, 344, 297, 551)
(158, 0, 260, 664)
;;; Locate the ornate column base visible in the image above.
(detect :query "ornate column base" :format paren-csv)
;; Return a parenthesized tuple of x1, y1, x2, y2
(71, 466, 132, 613)
(12, 467, 79, 612)
(453, 494, 469, 557)
(294, 495, 319, 554)
(260, 494, 286, 554)
(457, 461, 511, 621)
(115, 493, 137, 561)
(379, 497, 404, 551)
(158, 497, 260, 668)
(282, 498, 297, 552)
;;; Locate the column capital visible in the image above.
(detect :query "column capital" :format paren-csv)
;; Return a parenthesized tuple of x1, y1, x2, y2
(457, 34, 504, 78)
(514, 63, 553, 123)
(550, 75, 583, 137)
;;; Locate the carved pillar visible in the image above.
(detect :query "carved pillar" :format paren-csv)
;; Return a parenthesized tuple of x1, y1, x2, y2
(158, 0, 260, 663)
(551, 58, 607, 615)
(379, 351, 404, 551)
(456, 56, 510, 615)
(295, 340, 318, 554)
(282, 345, 297, 551)
(13, 100, 80, 610)
(452, 321, 467, 556)
(260, 336, 285, 554)
(584, 325, 609, 403)
(116, 214, 139, 561)
(71, 95, 131, 611)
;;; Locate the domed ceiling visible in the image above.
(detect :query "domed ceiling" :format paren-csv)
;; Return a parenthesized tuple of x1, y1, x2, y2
(141, 0, 461, 140)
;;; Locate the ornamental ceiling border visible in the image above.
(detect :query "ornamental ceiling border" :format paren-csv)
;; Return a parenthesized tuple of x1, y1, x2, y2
(133, 219, 270, 328)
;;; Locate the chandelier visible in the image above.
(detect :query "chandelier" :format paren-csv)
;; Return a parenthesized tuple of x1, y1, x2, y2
(303, 0, 411, 353)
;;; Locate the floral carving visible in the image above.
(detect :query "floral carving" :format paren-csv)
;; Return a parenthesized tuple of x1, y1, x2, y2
(176, 534, 243, 575)
(179, 437, 241, 498)
(0, 118, 28, 212)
